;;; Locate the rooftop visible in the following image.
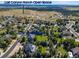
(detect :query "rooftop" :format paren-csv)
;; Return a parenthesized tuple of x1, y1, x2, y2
(71, 47, 79, 55)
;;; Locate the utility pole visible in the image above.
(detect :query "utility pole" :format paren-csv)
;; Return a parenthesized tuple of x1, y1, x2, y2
(23, 5, 24, 14)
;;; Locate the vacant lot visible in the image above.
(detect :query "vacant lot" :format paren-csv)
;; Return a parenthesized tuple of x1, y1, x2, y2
(0, 9, 61, 19)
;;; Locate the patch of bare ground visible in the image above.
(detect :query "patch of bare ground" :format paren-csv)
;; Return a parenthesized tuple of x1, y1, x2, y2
(0, 9, 61, 19)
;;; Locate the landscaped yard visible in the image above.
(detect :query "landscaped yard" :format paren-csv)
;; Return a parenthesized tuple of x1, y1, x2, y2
(56, 46, 68, 57)
(53, 32, 60, 37)
(52, 26, 60, 31)
(35, 35, 48, 42)
(41, 47, 46, 55)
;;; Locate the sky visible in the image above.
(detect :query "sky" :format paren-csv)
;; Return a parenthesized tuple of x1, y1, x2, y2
(52, 1, 79, 5)
(0, 1, 79, 5)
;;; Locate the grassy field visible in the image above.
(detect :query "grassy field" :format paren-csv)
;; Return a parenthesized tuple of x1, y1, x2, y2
(64, 7, 79, 11)
(0, 9, 61, 19)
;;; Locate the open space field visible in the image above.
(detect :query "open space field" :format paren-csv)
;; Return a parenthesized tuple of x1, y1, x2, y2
(0, 9, 61, 19)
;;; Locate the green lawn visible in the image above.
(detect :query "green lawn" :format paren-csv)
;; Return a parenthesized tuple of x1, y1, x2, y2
(41, 47, 46, 55)
(74, 41, 79, 46)
(56, 38, 62, 43)
(56, 38, 67, 43)
(54, 32, 60, 37)
(52, 26, 60, 31)
(35, 35, 48, 42)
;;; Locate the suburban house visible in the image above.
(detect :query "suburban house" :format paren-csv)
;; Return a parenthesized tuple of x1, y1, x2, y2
(71, 47, 79, 58)
(24, 43, 36, 54)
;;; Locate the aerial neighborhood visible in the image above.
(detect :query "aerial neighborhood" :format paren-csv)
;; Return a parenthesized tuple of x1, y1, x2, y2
(0, 12, 79, 58)
(0, 2, 79, 58)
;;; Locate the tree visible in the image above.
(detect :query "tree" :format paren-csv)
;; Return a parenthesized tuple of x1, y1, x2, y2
(22, 5, 24, 14)
(63, 38, 75, 51)
(21, 36, 26, 43)
(55, 46, 68, 58)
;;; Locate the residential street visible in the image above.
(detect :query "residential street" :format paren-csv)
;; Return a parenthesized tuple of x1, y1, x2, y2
(65, 21, 79, 40)
(0, 19, 34, 58)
